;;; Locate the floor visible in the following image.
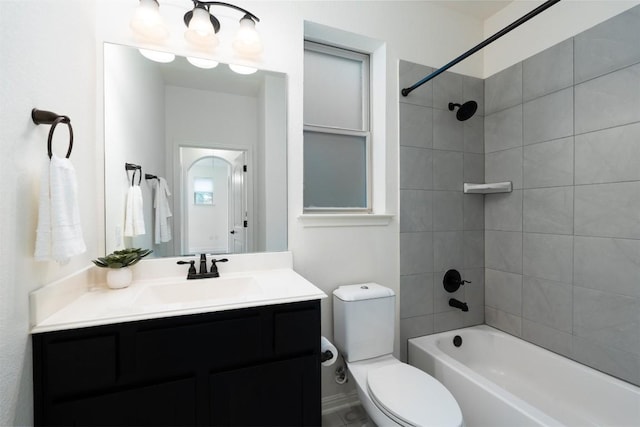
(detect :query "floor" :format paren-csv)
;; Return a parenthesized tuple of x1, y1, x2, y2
(322, 403, 370, 427)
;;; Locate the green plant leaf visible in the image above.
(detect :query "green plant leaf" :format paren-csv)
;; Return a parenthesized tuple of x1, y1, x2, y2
(91, 247, 153, 268)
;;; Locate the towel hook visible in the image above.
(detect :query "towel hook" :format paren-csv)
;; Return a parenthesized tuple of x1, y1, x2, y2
(32, 108, 73, 159)
(125, 163, 142, 186)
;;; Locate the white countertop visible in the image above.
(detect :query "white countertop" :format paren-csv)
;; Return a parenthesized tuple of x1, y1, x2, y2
(30, 252, 327, 334)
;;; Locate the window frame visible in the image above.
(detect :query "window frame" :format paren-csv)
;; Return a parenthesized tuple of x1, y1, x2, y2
(303, 40, 372, 213)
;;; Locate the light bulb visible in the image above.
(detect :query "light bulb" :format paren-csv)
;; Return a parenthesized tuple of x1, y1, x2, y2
(130, 0, 168, 41)
(232, 16, 263, 56)
(187, 57, 219, 69)
(138, 48, 175, 63)
(184, 7, 219, 48)
(229, 64, 258, 75)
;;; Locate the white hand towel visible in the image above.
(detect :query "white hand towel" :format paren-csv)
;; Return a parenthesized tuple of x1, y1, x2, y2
(35, 155, 87, 264)
(124, 184, 146, 236)
(153, 177, 172, 244)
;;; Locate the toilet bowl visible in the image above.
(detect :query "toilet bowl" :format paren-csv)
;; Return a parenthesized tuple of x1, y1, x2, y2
(333, 283, 463, 427)
(347, 355, 463, 427)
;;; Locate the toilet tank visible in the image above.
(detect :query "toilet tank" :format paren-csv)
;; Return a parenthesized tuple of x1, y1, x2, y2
(333, 283, 395, 362)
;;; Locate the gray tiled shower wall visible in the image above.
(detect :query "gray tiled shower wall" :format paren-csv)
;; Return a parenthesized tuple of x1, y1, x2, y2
(398, 62, 485, 361)
(399, 4, 640, 385)
(484, 5, 640, 386)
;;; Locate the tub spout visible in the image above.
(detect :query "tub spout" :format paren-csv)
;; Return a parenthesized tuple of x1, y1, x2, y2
(449, 298, 469, 312)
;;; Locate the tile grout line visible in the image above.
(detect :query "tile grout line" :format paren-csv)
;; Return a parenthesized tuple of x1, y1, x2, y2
(520, 61, 525, 337)
(571, 35, 577, 341)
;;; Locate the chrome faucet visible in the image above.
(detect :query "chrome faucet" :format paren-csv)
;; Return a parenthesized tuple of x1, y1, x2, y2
(177, 254, 229, 280)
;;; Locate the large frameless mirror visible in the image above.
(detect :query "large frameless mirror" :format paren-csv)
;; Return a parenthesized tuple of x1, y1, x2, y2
(103, 43, 287, 257)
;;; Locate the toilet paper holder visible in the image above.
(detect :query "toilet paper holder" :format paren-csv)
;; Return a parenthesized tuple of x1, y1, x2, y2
(320, 336, 338, 366)
(321, 349, 334, 363)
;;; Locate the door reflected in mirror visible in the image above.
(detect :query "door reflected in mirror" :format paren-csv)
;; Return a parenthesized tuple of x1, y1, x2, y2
(103, 43, 287, 257)
(182, 147, 248, 255)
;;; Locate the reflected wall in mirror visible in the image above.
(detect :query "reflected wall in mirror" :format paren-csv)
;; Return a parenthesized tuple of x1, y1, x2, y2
(104, 43, 287, 258)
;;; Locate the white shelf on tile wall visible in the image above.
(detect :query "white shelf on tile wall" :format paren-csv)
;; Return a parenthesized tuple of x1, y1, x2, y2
(463, 182, 512, 194)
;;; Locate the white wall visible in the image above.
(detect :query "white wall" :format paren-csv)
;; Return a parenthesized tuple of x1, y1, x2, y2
(0, 2, 98, 425)
(483, 0, 640, 77)
(259, 75, 288, 252)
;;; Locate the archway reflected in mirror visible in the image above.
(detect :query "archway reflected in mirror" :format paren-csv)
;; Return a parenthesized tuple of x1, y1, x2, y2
(182, 147, 248, 255)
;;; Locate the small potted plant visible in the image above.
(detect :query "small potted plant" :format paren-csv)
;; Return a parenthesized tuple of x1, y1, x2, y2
(92, 248, 152, 289)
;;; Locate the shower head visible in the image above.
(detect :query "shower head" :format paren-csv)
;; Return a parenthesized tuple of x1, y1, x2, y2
(448, 100, 478, 121)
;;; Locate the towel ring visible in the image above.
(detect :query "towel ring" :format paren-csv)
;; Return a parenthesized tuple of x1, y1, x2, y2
(47, 117, 73, 159)
(32, 109, 73, 159)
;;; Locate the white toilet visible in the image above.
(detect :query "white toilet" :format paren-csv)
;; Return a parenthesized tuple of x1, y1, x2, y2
(333, 283, 463, 427)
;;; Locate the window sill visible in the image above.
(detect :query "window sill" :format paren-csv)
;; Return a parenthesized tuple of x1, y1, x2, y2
(297, 213, 394, 228)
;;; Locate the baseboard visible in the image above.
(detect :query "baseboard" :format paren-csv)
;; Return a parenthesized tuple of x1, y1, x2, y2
(321, 390, 360, 414)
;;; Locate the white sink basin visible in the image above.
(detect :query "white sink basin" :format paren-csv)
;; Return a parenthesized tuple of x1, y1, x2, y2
(135, 276, 261, 306)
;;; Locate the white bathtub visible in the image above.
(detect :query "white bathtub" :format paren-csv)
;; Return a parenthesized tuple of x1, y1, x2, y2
(409, 325, 640, 427)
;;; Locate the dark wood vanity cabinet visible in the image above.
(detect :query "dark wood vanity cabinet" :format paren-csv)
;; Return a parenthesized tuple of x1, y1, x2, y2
(33, 300, 321, 426)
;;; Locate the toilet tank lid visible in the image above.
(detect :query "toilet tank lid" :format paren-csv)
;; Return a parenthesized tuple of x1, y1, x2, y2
(333, 283, 395, 301)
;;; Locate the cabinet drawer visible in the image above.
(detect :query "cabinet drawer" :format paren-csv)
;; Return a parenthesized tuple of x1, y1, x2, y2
(45, 334, 117, 397)
(135, 314, 262, 377)
(273, 307, 319, 356)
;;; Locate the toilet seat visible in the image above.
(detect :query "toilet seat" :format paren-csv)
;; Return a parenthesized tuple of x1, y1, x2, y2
(367, 363, 463, 427)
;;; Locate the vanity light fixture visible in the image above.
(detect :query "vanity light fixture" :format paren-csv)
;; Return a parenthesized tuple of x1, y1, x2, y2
(184, 3, 219, 48)
(232, 14, 263, 56)
(130, 0, 263, 57)
(130, 0, 169, 41)
(139, 48, 176, 63)
(186, 56, 219, 69)
(228, 63, 258, 75)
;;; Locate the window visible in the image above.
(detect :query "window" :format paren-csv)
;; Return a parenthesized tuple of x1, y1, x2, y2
(193, 177, 214, 205)
(303, 41, 371, 212)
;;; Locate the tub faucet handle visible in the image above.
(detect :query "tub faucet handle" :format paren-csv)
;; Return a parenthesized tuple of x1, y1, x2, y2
(443, 269, 470, 293)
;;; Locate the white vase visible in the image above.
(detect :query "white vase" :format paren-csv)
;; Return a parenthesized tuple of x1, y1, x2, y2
(106, 267, 133, 289)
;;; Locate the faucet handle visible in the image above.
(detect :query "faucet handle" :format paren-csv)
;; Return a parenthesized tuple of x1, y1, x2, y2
(177, 260, 197, 276)
(209, 258, 229, 277)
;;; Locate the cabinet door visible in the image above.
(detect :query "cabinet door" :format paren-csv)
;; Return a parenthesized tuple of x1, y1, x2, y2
(42, 334, 118, 397)
(135, 313, 263, 379)
(273, 306, 319, 357)
(47, 378, 196, 426)
(210, 355, 320, 426)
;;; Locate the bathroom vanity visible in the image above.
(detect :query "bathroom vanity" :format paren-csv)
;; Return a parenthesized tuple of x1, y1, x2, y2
(30, 252, 326, 426)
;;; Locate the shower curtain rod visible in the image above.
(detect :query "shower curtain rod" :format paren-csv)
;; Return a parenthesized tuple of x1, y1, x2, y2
(401, 0, 561, 97)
